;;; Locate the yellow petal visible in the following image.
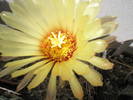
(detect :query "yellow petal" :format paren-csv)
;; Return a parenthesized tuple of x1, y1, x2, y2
(68, 59, 103, 86)
(28, 62, 53, 89)
(58, 63, 71, 81)
(91, 0, 102, 2)
(57, 61, 84, 99)
(69, 73, 83, 100)
(0, 47, 42, 56)
(36, 0, 61, 28)
(54, 59, 74, 81)
(69, 59, 88, 75)
(0, 57, 42, 78)
(75, 42, 95, 61)
(51, 63, 60, 77)
(83, 16, 118, 41)
(0, 11, 43, 39)
(83, 19, 102, 40)
(0, 39, 42, 56)
(46, 72, 57, 100)
(88, 56, 114, 70)
(0, 67, 17, 78)
(73, 1, 89, 34)
(9, 0, 53, 31)
(63, 0, 76, 31)
(16, 72, 34, 92)
(5, 56, 44, 67)
(0, 25, 39, 45)
(11, 60, 48, 78)
(82, 66, 103, 86)
(100, 16, 117, 24)
(73, 16, 89, 35)
(51, 0, 65, 28)
(88, 39, 108, 53)
(101, 21, 118, 34)
(0, 39, 38, 51)
(75, 1, 89, 18)
(83, 0, 102, 20)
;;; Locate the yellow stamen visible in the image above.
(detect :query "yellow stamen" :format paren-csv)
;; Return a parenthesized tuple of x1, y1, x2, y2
(40, 30, 77, 62)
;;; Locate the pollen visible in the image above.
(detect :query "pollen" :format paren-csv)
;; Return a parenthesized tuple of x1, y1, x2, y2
(40, 30, 77, 62)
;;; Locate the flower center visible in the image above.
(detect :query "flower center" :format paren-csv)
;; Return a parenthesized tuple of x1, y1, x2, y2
(40, 30, 77, 62)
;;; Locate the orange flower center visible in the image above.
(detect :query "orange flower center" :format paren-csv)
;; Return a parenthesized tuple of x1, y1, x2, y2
(40, 30, 77, 62)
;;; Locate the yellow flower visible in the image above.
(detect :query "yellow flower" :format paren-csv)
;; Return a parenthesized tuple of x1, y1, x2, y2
(0, 0, 118, 99)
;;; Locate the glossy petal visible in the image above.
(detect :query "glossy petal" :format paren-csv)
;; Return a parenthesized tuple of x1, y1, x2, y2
(0, 25, 39, 45)
(84, 0, 102, 20)
(67, 59, 103, 86)
(81, 66, 103, 86)
(0, 57, 43, 78)
(101, 21, 118, 34)
(0, 12, 43, 39)
(100, 16, 117, 24)
(75, 42, 95, 61)
(88, 56, 114, 70)
(46, 70, 57, 100)
(11, 60, 48, 78)
(28, 62, 53, 89)
(16, 72, 34, 92)
(88, 39, 108, 53)
(57, 61, 84, 99)
(69, 73, 84, 100)
(83, 19, 102, 40)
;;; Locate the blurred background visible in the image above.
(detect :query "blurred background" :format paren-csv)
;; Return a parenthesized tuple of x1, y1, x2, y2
(0, 0, 133, 42)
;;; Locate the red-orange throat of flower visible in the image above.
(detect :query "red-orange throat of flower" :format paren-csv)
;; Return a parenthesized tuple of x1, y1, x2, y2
(40, 30, 77, 62)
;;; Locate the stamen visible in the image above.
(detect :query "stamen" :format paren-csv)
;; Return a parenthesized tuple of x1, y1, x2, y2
(48, 31, 66, 48)
(40, 30, 77, 62)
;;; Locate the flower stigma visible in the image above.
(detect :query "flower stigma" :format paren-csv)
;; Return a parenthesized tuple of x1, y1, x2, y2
(48, 31, 66, 48)
(40, 30, 77, 62)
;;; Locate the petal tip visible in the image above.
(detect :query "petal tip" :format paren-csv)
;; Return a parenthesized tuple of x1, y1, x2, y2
(92, 80, 103, 86)
(103, 62, 114, 70)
